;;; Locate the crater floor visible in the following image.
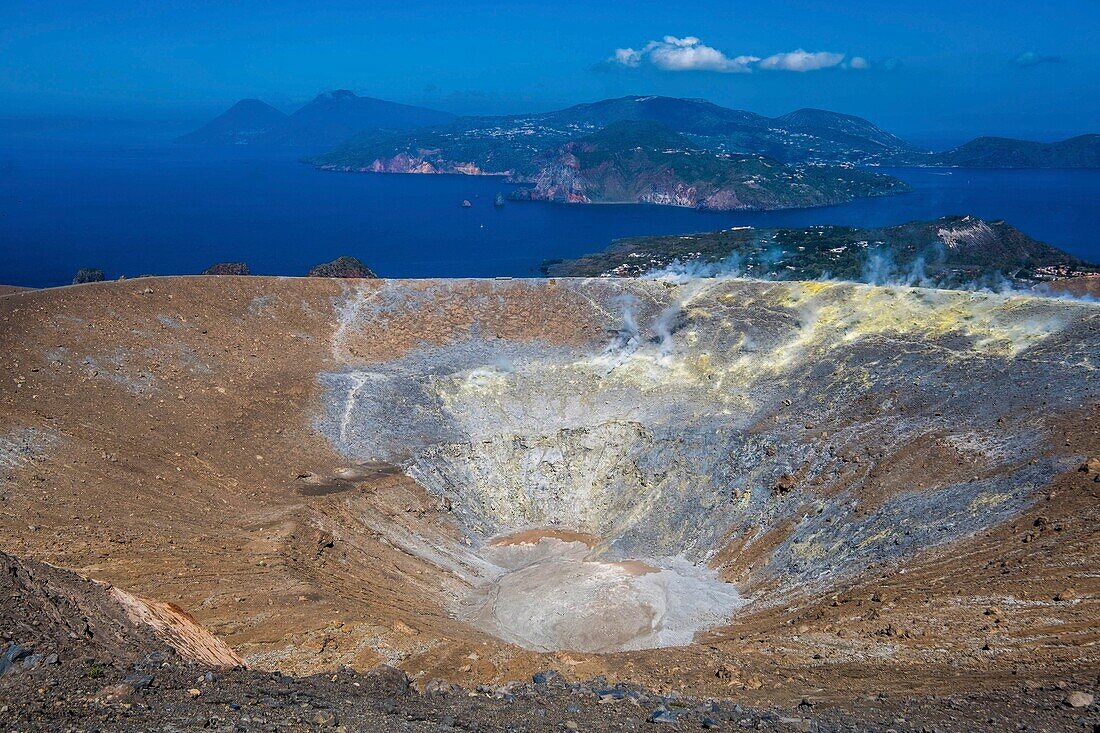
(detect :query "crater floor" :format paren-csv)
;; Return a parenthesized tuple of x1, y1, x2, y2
(464, 530, 743, 652)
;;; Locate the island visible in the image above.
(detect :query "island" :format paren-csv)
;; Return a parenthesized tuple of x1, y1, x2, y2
(177, 90, 455, 148)
(507, 120, 906, 210)
(543, 215, 1100, 289)
(312, 96, 912, 211)
(928, 134, 1100, 169)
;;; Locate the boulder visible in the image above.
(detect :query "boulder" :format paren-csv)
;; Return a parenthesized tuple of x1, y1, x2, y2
(365, 664, 410, 696)
(532, 670, 561, 685)
(774, 473, 797, 493)
(423, 677, 456, 697)
(1065, 691, 1094, 708)
(0, 644, 29, 675)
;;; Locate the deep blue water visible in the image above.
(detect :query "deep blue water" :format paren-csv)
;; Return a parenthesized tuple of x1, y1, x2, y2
(1, 143, 1097, 287)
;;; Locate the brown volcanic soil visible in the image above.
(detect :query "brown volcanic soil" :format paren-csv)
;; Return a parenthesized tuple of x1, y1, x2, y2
(0, 285, 33, 297)
(0, 551, 1094, 732)
(0, 276, 1098, 730)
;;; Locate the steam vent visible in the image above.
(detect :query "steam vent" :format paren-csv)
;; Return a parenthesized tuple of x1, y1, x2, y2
(1, 276, 1097, 708)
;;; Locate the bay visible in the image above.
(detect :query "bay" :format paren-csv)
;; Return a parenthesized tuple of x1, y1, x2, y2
(0, 143, 1096, 287)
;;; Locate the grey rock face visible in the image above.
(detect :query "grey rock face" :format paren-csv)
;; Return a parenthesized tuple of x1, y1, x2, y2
(314, 278, 1100, 650)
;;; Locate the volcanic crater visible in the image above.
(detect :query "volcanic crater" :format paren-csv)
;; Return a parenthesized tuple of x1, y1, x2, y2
(0, 276, 1096, 705)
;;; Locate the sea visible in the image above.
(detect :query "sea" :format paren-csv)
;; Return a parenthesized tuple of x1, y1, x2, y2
(1, 141, 1098, 288)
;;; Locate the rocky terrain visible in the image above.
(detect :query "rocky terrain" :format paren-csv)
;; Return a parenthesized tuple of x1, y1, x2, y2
(3, 616, 1095, 733)
(0, 276, 1098, 730)
(1039, 274, 1100, 299)
(544, 215, 1099, 288)
(0, 551, 241, 669)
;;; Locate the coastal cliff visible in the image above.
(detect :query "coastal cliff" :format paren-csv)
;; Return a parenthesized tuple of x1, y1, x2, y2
(509, 121, 906, 211)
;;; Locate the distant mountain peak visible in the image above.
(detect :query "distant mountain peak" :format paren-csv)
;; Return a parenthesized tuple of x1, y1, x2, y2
(776, 108, 916, 152)
(314, 89, 358, 102)
(176, 98, 286, 145)
(178, 91, 455, 147)
(229, 98, 280, 110)
(623, 95, 709, 104)
(782, 107, 853, 117)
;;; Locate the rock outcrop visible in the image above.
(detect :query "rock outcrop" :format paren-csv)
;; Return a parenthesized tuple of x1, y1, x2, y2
(0, 550, 241, 669)
(201, 262, 251, 276)
(307, 256, 377, 278)
(72, 268, 105, 284)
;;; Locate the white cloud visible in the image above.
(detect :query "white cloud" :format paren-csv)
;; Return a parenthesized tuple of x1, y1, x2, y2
(611, 38, 858, 74)
(614, 48, 642, 68)
(646, 36, 759, 73)
(758, 49, 846, 72)
(612, 36, 757, 73)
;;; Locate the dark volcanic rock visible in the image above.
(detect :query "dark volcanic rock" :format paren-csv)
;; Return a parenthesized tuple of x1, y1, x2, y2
(1, 658, 1093, 733)
(0, 643, 30, 676)
(0, 550, 241, 671)
(533, 670, 561, 685)
(307, 256, 378, 278)
(364, 664, 410, 696)
(72, 268, 105, 284)
(0, 551, 165, 664)
(202, 262, 251, 276)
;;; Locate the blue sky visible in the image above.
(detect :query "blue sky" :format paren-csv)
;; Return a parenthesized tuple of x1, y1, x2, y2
(1, 0, 1097, 143)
